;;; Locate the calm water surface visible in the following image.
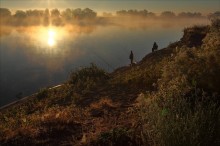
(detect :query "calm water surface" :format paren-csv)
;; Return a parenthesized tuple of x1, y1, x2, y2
(0, 20, 209, 106)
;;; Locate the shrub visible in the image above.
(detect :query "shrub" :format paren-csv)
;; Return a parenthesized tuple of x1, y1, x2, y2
(68, 63, 109, 94)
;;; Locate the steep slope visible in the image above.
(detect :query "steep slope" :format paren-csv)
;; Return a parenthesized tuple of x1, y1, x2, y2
(0, 20, 220, 146)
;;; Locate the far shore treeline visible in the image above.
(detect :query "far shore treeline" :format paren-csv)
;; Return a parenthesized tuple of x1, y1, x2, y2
(0, 8, 220, 26)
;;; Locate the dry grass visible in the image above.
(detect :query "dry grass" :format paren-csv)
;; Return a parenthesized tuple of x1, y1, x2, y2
(0, 21, 220, 145)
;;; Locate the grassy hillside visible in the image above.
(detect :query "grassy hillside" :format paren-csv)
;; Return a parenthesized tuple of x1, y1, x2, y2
(0, 20, 220, 146)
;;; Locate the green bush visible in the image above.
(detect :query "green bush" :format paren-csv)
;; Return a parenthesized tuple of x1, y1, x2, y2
(68, 63, 109, 93)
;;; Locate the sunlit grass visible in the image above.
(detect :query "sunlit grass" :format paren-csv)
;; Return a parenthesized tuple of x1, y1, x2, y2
(0, 20, 219, 145)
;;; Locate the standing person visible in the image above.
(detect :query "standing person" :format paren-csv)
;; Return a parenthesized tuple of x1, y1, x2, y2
(152, 42, 158, 52)
(129, 50, 134, 66)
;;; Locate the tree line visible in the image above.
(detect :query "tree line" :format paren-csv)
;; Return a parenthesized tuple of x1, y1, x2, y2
(1, 8, 219, 26)
(0, 8, 97, 26)
(116, 10, 218, 19)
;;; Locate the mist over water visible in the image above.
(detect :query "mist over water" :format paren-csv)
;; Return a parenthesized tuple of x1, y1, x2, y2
(0, 18, 209, 107)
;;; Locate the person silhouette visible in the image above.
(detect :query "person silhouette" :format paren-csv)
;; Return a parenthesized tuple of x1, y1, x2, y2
(152, 42, 158, 52)
(129, 50, 134, 66)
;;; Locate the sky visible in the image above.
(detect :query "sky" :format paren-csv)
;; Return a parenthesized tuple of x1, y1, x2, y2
(0, 0, 219, 15)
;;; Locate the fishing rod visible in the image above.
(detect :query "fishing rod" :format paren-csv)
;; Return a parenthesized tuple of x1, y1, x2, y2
(90, 49, 115, 71)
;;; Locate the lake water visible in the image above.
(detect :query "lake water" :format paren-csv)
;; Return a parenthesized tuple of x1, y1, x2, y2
(0, 19, 209, 107)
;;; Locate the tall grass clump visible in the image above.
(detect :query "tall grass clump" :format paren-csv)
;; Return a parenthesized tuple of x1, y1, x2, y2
(68, 63, 109, 94)
(139, 91, 220, 146)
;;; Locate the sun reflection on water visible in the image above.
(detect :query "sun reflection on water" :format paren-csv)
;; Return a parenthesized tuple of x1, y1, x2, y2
(47, 29, 56, 47)
(30, 26, 68, 54)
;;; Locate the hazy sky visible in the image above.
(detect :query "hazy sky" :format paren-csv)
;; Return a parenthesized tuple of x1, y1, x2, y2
(0, 0, 219, 14)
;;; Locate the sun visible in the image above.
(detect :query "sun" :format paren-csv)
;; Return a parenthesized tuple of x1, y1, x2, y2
(47, 29, 56, 47)
(48, 38, 55, 46)
(33, 27, 65, 48)
(48, 30, 55, 37)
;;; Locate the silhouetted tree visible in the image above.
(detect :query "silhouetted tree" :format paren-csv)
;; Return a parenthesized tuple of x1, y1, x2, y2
(25, 9, 44, 25)
(43, 9, 50, 26)
(139, 9, 148, 17)
(26, 9, 43, 17)
(51, 9, 60, 18)
(0, 8, 11, 17)
(0, 8, 11, 24)
(83, 8, 97, 19)
(116, 9, 156, 18)
(161, 11, 176, 18)
(62, 8, 73, 22)
(14, 10, 26, 19)
(51, 9, 62, 26)
(178, 12, 202, 18)
(116, 10, 127, 16)
(72, 8, 82, 19)
(71, 8, 97, 20)
(128, 9, 138, 16)
(148, 12, 156, 17)
(13, 10, 27, 25)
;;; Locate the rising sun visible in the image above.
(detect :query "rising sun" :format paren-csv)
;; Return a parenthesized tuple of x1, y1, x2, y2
(47, 29, 56, 47)
(48, 38, 55, 46)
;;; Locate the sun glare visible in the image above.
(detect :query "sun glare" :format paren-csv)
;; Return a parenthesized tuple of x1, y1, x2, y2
(47, 29, 56, 47)
(48, 30, 55, 37)
(32, 26, 67, 50)
(48, 38, 55, 46)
